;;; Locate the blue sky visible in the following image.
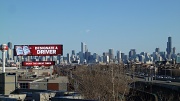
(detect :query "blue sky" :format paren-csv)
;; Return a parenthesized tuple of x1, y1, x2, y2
(0, 0, 180, 56)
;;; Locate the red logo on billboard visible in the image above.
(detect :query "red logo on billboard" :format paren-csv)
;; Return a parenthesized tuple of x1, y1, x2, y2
(22, 61, 55, 66)
(14, 44, 63, 56)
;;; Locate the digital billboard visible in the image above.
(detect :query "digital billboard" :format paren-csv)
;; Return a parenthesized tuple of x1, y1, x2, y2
(14, 44, 63, 56)
(22, 61, 55, 66)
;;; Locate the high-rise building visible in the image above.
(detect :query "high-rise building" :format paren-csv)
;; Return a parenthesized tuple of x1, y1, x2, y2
(124, 55, 129, 62)
(81, 42, 85, 53)
(57, 55, 63, 64)
(84, 44, 88, 52)
(109, 49, 114, 62)
(93, 53, 99, 62)
(7, 42, 13, 60)
(176, 55, 180, 63)
(139, 55, 145, 63)
(117, 50, 121, 63)
(71, 55, 76, 62)
(7, 49, 13, 60)
(80, 42, 86, 63)
(99, 56, 103, 63)
(155, 48, 160, 53)
(160, 52, 166, 60)
(85, 51, 91, 63)
(129, 49, 136, 60)
(79, 52, 84, 64)
(7, 42, 12, 49)
(103, 52, 108, 56)
(140, 52, 145, 56)
(67, 53, 71, 64)
(103, 55, 109, 63)
(173, 47, 176, 54)
(166, 36, 172, 59)
(72, 50, 76, 56)
(121, 53, 125, 62)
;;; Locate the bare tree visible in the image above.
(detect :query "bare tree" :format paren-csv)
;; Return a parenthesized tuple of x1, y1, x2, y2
(69, 64, 133, 101)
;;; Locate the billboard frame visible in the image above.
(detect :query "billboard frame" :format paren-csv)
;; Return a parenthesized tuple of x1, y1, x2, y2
(13, 44, 63, 56)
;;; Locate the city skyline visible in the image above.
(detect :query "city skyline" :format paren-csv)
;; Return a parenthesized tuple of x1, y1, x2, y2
(4, 36, 178, 65)
(1, 36, 179, 57)
(1, 1, 180, 55)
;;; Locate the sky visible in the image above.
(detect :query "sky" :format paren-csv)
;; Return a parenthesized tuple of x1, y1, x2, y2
(0, 0, 180, 56)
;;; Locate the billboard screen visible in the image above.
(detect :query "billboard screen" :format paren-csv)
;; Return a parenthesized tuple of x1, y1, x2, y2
(14, 44, 63, 56)
(22, 61, 55, 66)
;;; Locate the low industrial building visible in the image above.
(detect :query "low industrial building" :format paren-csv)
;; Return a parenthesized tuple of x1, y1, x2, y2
(0, 73, 17, 95)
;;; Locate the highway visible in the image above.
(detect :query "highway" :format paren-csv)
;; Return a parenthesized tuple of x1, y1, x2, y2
(135, 77, 180, 87)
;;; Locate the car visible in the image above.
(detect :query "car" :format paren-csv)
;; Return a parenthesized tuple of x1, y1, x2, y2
(166, 80, 171, 83)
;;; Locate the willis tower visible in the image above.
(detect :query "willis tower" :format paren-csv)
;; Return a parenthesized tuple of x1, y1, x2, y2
(166, 36, 172, 60)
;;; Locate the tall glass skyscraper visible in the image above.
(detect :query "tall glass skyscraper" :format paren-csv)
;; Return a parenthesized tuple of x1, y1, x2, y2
(72, 50, 75, 56)
(117, 50, 121, 63)
(81, 42, 85, 53)
(155, 48, 160, 53)
(173, 47, 176, 54)
(166, 36, 172, 59)
(7, 42, 13, 60)
(7, 42, 12, 49)
(166, 36, 172, 55)
(84, 44, 88, 52)
(67, 53, 71, 64)
(109, 49, 114, 62)
(129, 49, 136, 59)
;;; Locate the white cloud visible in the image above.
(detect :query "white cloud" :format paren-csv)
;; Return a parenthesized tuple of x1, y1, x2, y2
(85, 29, 91, 33)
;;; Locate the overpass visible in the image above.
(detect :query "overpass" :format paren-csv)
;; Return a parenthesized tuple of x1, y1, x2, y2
(128, 77, 180, 101)
(135, 77, 180, 91)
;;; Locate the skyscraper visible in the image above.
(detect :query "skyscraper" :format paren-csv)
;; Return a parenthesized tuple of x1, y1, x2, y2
(80, 42, 86, 63)
(109, 49, 114, 62)
(72, 50, 75, 56)
(173, 47, 176, 54)
(171, 47, 176, 59)
(166, 36, 172, 59)
(117, 50, 121, 63)
(155, 48, 160, 53)
(129, 49, 136, 59)
(81, 42, 85, 53)
(7, 42, 12, 49)
(166, 36, 172, 54)
(67, 53, 71, 64)
(84, 44, 88, 52)
(85, 51, 91, 63)
(121, 53, 125, 62)
(7, 42, 13, 60)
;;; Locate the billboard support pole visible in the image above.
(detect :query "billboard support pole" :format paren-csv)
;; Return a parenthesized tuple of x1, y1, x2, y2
(38, 66, 39, 77)
(26, 64, 28, 77)
(50, 65, 53, 78)
(2, 51, 6, 73)
(38, 56, 39, 77)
